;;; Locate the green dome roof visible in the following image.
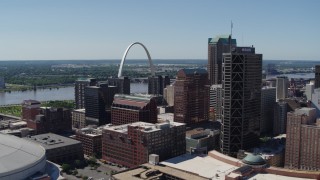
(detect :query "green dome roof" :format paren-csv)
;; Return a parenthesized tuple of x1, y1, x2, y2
(242, 154, 266, 166)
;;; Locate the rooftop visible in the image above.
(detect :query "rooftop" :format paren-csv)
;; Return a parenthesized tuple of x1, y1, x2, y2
(186, 128, 211, 139)
(179, 68, 207, 76)
(113, 94, 154, 108)
(208, 35, 237, 45)
(103, 121, 184, 134)
(161, 154, 237, 179)
(0, 133, 46, 176)
(73, 109, 85, 113)
(24, 133, 82, 150)
(242, 154, 266, 166)
(0, 128, 35, 135)
(161, 152, 313, 180)
(76, 77, 96, 82)
(77, 126, 103, 137)
(210, 84, 222, 89)
(113, 163, 209, 180)
(22, 99, 41, 105)
(157, 113, 174, 122)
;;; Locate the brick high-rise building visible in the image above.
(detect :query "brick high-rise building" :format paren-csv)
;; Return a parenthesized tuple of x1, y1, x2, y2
(85, 83, 118, 126)
(148, 75, 170, 95)
(102, 121, 186, 168)
(315, 65, 320, 88)
(107, 76, 130, 94)
(208, 35, 237, 85)
(111, 94, 157, 125)
(174, 68, 209, 125)
(285, 108, 320, 171)
(75, 78, 97, 109)
(220, 47, 262, 156)
(21, 100, 41, 121)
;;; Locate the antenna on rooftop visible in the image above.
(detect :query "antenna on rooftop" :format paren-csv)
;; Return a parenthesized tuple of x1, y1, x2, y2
(231, 20, 233, 38)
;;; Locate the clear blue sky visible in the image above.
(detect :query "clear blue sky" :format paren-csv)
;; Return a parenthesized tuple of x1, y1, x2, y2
(0, 0, 319, 60)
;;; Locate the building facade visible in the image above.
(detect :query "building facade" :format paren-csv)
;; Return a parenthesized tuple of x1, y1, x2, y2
(107, 77, 130, 94)
(85, 83, 118, 126)
(261, 87, 276, 134)
(210, 84, 222, 120)
(148, 75, 170, 95)
(208, 35, 237, 85)
(75, 78, 97, 109)
(163, 84, 174, 106)
(75, 126, 102, 157)
(111, 94, 157, 125)
(186, 128, 220, 154)
(102, 122, 186, 168)
(315, 65, 320, 88)
(174, 68, 209, 125)
(276, 76, 289, 101)
(72, 109, 86, 129)
(27, 107, 72, 134)
(21, 100, 41, 121)
(273, 100, 288, 135)
(311, 88, 320, 117)
(285, 108, 320, 171)
(220, 47, 262, 156)
(305, 82, 314, 101)
(25, 133, 84, 164)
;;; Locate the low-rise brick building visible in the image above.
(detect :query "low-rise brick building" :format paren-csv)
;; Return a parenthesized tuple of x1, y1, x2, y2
(75, 126, 102, 157)
(102, 121, 186, 168)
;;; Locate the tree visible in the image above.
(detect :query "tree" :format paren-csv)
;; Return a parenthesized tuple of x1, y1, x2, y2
(74, 159, 82, 168)
(87, 156, 97, 165)
(61, 163, 71, 173)
(72, 170, 78, 175)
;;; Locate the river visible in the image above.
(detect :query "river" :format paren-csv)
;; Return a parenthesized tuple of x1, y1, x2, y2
(266, 73, 314, 79)
(0, 73, 315, 105)
(0, 83, 148, 105)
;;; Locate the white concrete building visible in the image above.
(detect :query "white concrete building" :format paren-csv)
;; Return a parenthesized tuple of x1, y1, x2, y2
(276, 76, 289, 101)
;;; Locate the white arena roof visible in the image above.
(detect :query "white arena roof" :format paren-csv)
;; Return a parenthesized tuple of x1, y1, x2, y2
(0, 133, 46, 180)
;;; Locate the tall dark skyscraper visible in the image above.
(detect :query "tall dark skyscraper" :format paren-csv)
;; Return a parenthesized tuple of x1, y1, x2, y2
(315, 65, 320, 88)
(148, 75, 170, 95)
(174, 68, 210, 125)
(208, 35, 237, 85)
(75, 78, 97, 109)
(85, 83, 118, 126)
(220, 46, 262, 156)
(107, 77, 130, 94)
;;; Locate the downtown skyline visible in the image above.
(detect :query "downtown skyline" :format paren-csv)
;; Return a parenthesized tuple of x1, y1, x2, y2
(0, 0, 319, 61)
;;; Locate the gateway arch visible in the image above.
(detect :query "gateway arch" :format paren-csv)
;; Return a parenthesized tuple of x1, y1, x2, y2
(118, 42, 155, 78)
